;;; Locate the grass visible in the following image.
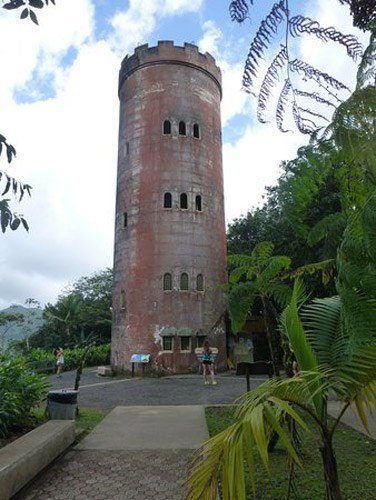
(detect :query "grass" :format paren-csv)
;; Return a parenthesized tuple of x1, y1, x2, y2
(75, 407, 106, 441)
(205, 405, 376, 499)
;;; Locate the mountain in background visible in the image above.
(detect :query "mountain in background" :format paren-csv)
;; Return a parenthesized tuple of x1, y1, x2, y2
(0, 305, 44, 347)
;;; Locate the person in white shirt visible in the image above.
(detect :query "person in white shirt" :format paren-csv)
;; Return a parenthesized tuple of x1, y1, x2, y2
(55, 347, 65, 378)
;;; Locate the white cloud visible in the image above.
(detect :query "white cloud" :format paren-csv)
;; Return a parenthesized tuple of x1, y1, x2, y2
(223, 126, 303, 222)
(0, 0, 207, 307)
(0, 0, 94, 103)
(198, 20, 249, 125)
(110, 0, 203, 54)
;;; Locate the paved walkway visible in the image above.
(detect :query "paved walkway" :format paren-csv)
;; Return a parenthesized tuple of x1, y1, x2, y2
(328, 401, 376, 439)
(49, 368, 263, 409)
(18, 406, 209, 499)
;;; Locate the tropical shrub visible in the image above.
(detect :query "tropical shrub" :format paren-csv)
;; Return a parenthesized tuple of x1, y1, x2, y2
(26, 343, 111, 373)
(0, 356, 48, 438)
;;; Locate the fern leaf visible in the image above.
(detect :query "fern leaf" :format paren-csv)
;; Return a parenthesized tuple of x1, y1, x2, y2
(292, 101, 317, 134)
(243, 1, 288, 91)
(289, 59, 350, 94)
(257, 45, 288, 122)
(289, 15, 363, 61)
(296, 105, 330, 123)
(229, 0, 252, 23)
(276, 79, 292, 132)
(295, 89, 337, 108)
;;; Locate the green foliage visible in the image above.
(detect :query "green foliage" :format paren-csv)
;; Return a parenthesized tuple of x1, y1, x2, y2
(188, 24, 376, 500)
(26, 343, 111, 373)
(0, 355, 48, 438)
(205, 406, 376, 499)
(30, 268, 113, 349)
(228, 242, 292, 333)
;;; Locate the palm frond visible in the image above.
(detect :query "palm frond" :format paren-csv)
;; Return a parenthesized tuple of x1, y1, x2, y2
(289, 15, 363, 61)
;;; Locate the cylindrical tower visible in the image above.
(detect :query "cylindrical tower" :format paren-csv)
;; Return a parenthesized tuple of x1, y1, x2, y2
(111, 41, 227, 374)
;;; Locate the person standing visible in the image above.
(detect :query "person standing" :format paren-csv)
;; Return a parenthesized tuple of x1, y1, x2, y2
(202, 340, 217, 386)
(55, 348, 65, 378)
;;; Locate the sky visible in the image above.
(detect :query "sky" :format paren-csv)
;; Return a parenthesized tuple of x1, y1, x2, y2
(0, 0, 368, 308)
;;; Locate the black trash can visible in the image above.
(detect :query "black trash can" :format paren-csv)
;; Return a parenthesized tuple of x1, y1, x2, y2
(47, 389, 78, 420)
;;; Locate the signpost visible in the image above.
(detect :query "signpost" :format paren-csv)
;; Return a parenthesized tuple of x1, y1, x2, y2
(131, 354, 150, 377)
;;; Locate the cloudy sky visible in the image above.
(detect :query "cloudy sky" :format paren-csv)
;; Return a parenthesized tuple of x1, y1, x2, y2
(0, 0, 368, 308)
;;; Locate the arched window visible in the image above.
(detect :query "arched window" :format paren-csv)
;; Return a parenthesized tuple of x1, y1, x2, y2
(180, 193, 188, 209)
(193, 123, 200, 138)
(197, 274, 204, 291)
(195, 195, 202, 212)
(163, 120, 171, 135)
(120, 290, 126, 311)
(164, 192, 172, 208)
(180, 273, 189, 290)
(179, 121, 186, 136)
(163, 273, 172, 291)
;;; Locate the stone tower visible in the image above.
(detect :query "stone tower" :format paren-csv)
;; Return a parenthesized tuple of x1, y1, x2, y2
(111, 41, 227, 374)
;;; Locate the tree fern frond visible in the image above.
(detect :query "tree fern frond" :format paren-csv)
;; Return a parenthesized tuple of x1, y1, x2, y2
(296, 105, 330, 123)
(292, 101, 317, 134)
(229, 0, 252, 23)
(356, 24, 376, 89)
(295, 89, 337, 108)
(289, 59, 350, 95)
(256, 45, 288, 120)
(276, 78, 293, 132)
(243, 1, 288, 91)
(289, 15, 363, 61)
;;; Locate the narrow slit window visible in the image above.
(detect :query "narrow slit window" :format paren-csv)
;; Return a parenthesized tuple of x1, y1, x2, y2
(180, 337, 191, 352)
(197, 274, 204, 291)
(180, 193, 188, 209)
(193, 123, 200, 138)
(162, 336, 173, 351)
(180, 273, 189, 291)
(164, 192, 172, 208)
(195, 195, 202, 212)
(179, 121, 186, 136)
(163, 120, 171, 135)
(163, 273, 172, 291)
(126, 142, 130, 155)
(120, 290, 126, 311)
(122, 212, 128, 228)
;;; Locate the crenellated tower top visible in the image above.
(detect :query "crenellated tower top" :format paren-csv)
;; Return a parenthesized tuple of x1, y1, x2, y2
(119, 40, 222, 98)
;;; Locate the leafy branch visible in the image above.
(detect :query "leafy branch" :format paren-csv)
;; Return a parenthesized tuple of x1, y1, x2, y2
(229, 0, 363, 134)
(0, 1, 55, 233)
(2, 0, 55, 25)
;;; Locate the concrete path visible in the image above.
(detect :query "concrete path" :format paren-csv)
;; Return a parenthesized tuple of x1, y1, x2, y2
(18, 406, 209, 499)
(328, 401, 376, 439)
(76, 405, 208, 451)
(49, 368, 263, 410)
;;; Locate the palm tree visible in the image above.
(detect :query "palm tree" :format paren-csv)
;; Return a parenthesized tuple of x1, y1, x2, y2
(187, 195, 376, 500)
(44, 294, 82, 344)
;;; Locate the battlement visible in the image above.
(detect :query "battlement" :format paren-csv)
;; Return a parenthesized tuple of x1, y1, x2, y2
(119, 41, 222, 95)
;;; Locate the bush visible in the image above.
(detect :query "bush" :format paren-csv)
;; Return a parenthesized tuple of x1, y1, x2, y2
(0, 356, 48, 438)
(26, 343, 111, 373)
